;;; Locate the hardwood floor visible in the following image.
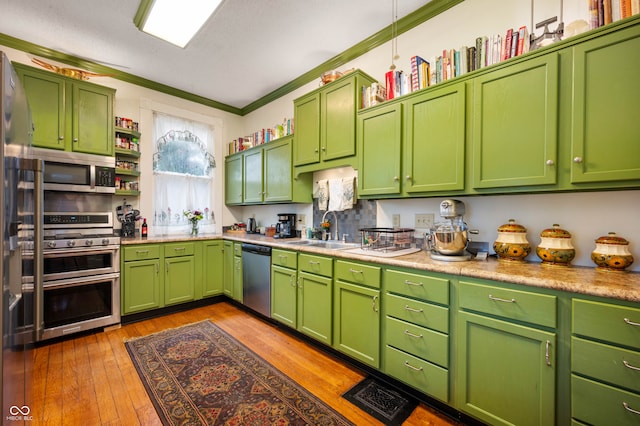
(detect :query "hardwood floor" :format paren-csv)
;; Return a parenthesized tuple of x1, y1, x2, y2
(32, 302, 461, 425)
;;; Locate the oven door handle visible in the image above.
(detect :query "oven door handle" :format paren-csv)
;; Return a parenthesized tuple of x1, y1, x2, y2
(43, 246, 120, 257)
(33, 160, 45, 341)
(43, 272, 120, 290)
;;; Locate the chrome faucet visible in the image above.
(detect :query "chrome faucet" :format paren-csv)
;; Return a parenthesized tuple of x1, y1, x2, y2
(321, 210, 339, 241)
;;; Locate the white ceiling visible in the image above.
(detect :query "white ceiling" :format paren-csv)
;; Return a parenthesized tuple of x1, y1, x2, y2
(0, 0, 432, 111)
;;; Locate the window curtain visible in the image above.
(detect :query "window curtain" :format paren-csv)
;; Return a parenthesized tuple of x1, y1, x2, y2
(152, 112, 215, 234)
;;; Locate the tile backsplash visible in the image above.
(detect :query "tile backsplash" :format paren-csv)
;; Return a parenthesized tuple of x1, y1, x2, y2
(312, 199, 376, 244)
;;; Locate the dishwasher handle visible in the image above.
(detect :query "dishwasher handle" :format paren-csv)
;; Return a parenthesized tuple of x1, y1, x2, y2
(242, 243, 272, 256)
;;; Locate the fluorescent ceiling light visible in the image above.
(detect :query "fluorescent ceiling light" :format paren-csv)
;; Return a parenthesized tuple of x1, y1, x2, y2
(137, 0, 222, 48)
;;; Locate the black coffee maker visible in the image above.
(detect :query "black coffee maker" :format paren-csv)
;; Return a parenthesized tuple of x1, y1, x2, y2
(275, 213, 296, 238)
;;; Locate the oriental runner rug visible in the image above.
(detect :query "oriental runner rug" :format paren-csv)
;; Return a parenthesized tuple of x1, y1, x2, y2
(125, 320, 353, 425)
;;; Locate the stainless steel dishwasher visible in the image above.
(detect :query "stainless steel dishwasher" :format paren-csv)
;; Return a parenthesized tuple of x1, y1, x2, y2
(241, 243, 272, 317)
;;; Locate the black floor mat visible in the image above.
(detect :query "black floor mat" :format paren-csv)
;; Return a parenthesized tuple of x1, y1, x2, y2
(343, 376, 418, 425)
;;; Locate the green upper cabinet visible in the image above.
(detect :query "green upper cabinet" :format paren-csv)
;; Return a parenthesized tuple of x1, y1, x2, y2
(472, 54, 559, 189)
(225, 136, 311, 206)
(293, 70, 376, 173)
(14, 63, 114, 156)
(243, 147, 263, 204)
(404, 81, 466, 194)
(225, 154, 243, 205)
(569, 25, 640, 184)
(357, 102, 403, 196)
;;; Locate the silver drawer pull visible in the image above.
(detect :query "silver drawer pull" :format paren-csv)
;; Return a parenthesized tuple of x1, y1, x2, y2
(372, 295, 378, 312)
(623, 360, 640, 371)
(308, 260, 320, 265)
(489, 294, 516, 303)
(278, 255, 288, 259)
(349, 268, 363, 274)
(404, 279, 423, 287)
(173, 247, 186, 251)
(623, 402, 640, 416)
(403, 330, 423, 339)
(136, 250, 149, 254)
(624, 318, 640, 327)
(545, 340, 551, 366)
(404, 305, 424, 313)
(404, 361, 423, 371)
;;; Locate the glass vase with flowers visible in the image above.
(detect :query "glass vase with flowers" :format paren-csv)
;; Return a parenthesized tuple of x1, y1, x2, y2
(184, 210, 204, 236)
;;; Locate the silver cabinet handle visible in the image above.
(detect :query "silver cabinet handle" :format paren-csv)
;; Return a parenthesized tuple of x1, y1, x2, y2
(489, 294, 516, 303)
(349, 268, 363, 274)
(406, 175, 411, 180)
(403, 330, 423, 339)
(404, 361, 423, 371)
(73, 138, 78, 142)
(174, 247, 186, 251)
(289, 274, 295, 287)
(321, 146, 326, 151)
(623, 402, 640, 416)
(546, 159, 554, 166)
(624, 318, 640, 327)
(404, 279, 423, 287)
(545, 340, 551, 366)
(372, 295, 378, 312)
(58, 135, 64, 140)
(278, 255, 287, 259)
(573, 156, 583, 163)
(165, 260, 169, 273)
(393, 176, 399, 181)
(308, 260, 320, 265)
(623, 360, 640, 371)
(404, 305, 424, 313)
(155, 262, 159, 273)
(314, 149, 319, 153)
(136, 249, 149, 254)
(297, 276, 302, 289)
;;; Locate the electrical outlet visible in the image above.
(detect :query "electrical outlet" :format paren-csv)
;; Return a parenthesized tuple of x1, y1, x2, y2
(392, 214, 400, 228)
(415, 213, 434, 230)
(298, 214, 306, 226)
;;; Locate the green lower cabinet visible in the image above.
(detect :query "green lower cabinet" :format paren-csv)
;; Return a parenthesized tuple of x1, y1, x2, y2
(164, 256, 195, 305)
(333, 280, 380, 368)
(223, 240, 234, 297)
(572, 375, 640, 426)
(202, 240, 224, 297)
(384, 345, 449, 403)
(297, 271, 332, 345)
(233, 253, 243, 302)
(271, 265, 297, 327)
(122, 258, 162, 314)
(456, 311, 556, 426)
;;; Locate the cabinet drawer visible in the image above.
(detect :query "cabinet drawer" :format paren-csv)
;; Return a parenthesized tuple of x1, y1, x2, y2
(334, 260, 380, 288)
(385, 316, 448, 368)
(572, 374, 640, 426)
(164, 242, 195, 257)
(272, 249, 297, 269)
(573, 299, 640, 351)
(233, 242, 242, 256)
(385, 293, 449, 334)
(459, 281, 557, 328)
(572, 336, 640, 393)
(384, 345, 449, 403)
(385, 269, 449, 305)
(298, 253, 332, 277)
(123, 245, 160, 261)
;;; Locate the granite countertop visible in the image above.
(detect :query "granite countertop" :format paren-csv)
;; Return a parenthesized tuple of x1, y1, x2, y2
(121, 232, 640, 303)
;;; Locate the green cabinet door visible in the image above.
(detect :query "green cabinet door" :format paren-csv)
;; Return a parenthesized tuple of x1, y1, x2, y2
(223, 240, 234, 297)
(202, 241, 224, 297)
(271, 265, 297, 327)
(164, 256, 195, 305)
(233, 253, 243, 302)
(322, 75, 358, 161)
(293, 92, 321, 166)
(243, 148, 264, 204)
(264, 139, 292, 202)
(333, 280, 380, 368)
(72, 82, 114, 156)
(357, 102, 402, 196)
(297, 271, 332, 345)
(122, 259, 162, 314)
(457, 311, 556, 426)
(15, 65, 66, 150)
(472, 54, 559, 189)
(570, 25, 640, 183)
(404, 82, 466, 193)
(225, 155, 243, 205)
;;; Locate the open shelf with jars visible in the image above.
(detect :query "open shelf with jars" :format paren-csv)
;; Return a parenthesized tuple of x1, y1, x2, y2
(115, 121, 141, 196)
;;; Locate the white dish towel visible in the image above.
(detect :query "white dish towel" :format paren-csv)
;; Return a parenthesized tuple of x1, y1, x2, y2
(313, 179, 329, 211)
(328, 177, 356, 211)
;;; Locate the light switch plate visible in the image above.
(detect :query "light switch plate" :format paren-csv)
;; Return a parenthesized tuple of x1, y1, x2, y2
(392, 214, 400, 228)
(415, 213, 434, 230)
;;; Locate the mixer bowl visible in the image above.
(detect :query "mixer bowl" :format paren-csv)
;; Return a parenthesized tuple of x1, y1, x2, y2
(428, 229, 469, 255)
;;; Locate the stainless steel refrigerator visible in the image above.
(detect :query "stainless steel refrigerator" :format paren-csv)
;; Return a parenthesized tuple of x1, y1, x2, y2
(1, 51, 43, 423)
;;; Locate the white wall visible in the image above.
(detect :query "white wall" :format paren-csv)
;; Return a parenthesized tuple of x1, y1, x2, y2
(238, 0, 640, 271)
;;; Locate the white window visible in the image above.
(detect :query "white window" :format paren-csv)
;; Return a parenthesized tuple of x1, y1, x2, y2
(152, 111, 215, 234)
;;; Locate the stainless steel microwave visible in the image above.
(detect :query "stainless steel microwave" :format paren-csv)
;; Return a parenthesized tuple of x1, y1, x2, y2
(33, 147, 116, 193)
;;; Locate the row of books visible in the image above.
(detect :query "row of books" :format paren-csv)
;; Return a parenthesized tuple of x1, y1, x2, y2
(361, 82, 387, 108)
(590, 0, 640, 28)
(378, 24, 531, 102)
(227, 117, 294, 156)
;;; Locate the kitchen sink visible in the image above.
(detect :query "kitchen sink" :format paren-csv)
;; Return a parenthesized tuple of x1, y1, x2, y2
(281, 240, 360, 250)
